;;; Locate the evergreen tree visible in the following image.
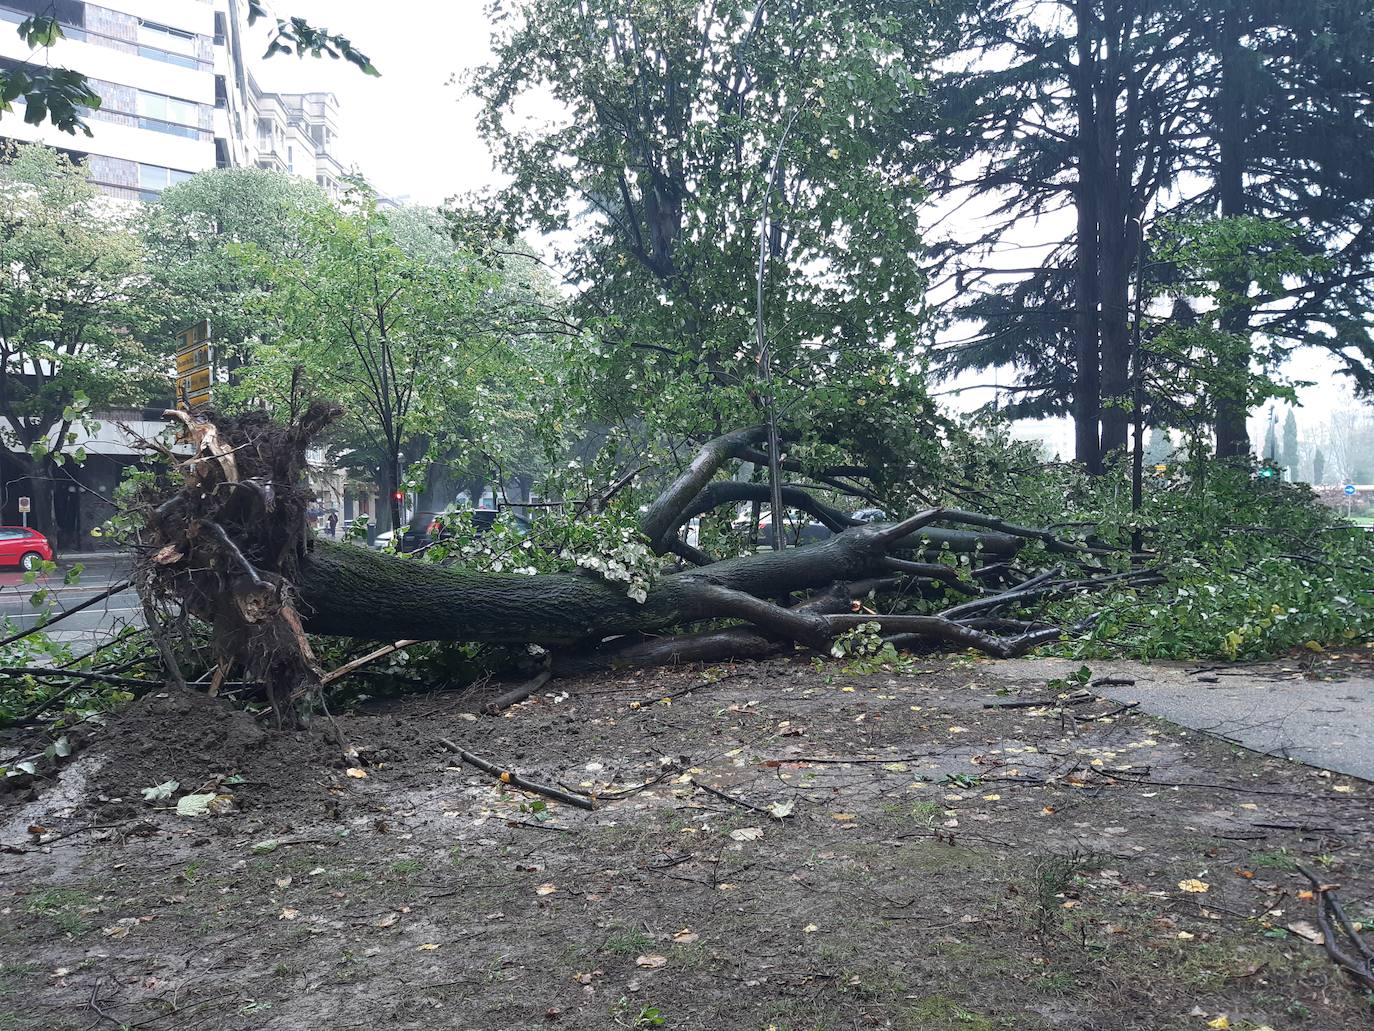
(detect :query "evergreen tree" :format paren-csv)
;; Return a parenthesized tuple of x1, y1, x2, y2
(1143, 427, 1175, 466)
(1262, 412, 1278, 463)
(1281, 409, 1298, 472)
(1312, 448, 1325, 485)
(929, 0, 1374, 469)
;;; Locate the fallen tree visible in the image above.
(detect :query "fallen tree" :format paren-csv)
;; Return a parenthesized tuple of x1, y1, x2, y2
(136, 405, 1144, 716)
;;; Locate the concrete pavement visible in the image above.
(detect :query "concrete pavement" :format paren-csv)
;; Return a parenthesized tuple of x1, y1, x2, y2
(1002, 656, 1374, 782)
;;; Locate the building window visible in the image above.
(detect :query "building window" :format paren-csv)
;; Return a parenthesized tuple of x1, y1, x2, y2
(138, 20, 201, 69)
(212, 11, 227, 45)
(137, 163, 195, 200)
(136, 91, 201, 138)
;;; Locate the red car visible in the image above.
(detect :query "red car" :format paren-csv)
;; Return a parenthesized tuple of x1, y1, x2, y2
(0, 526, 53, 570)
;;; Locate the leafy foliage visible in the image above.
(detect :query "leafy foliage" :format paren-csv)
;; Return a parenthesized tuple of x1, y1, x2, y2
(473, 0, 941, 458)
(0, 145, 163, 539)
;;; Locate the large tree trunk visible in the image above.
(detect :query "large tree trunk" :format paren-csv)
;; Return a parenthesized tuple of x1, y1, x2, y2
(1213, 0, 1252, 460)
(1073, 0, 1103, 473)
(1095, 3, 1133, 460)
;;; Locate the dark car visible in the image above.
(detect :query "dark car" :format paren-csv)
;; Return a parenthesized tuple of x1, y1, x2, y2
(756, 510, 832, 548)
(397, 508, 531, 553)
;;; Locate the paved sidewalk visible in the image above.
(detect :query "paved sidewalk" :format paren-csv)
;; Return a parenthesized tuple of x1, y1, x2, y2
(1003, 656, 1374, 782)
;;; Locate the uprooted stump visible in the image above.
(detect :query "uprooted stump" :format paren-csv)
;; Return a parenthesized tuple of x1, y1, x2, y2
(139, 405, 1149, 717)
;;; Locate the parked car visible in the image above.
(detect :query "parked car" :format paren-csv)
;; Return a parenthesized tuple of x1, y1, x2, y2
(381, 508, 533, 553)
(725, 508, 831, 548)
(0, 526, 53, 570)
(850, 507, 888, 523)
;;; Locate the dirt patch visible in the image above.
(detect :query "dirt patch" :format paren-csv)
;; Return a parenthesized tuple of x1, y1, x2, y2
(2, 655, 1371, 1030)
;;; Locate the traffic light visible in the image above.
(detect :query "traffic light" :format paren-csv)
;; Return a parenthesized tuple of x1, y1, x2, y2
(391, 490, 404, 502)
(1257, 466, 1276, 479)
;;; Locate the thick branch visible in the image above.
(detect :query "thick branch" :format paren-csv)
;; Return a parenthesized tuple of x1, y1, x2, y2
(639, 426, 767, 547)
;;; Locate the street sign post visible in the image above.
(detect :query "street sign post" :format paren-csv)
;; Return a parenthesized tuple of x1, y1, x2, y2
(17, 495, 29, 528)
(174, 320, 212, 410)
(1345, 484, 1357, 496)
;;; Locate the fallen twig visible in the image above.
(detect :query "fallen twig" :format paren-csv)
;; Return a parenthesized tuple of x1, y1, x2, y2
(320, 639, 420, 686)
(0, 666, 161, 689)
(437, 737, 595, 810)
(688, 777, 771, 814)
(0, 580, 132, 652)
(1079, 701, 1141, 721)
(983, 691, 1094, 710)
(1296, 863, 1374, 992)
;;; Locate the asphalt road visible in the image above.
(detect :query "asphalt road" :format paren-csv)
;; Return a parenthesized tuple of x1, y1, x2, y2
(0, 554, 140, 653)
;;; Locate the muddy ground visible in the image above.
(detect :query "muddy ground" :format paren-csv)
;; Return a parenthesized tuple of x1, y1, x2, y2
(1, 653, 1371, 1031)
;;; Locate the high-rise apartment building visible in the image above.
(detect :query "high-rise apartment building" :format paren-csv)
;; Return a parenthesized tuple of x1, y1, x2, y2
(0, 0, 345, 200)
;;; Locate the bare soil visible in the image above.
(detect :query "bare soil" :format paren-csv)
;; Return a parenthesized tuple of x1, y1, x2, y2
(2, 654, 1371, 1031)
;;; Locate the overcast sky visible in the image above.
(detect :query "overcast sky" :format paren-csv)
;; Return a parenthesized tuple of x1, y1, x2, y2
(249, 1, 500, 206)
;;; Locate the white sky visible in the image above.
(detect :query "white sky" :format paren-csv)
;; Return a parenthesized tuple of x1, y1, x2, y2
(249, 2, 1364, 449)
(247, 1, 500, 206)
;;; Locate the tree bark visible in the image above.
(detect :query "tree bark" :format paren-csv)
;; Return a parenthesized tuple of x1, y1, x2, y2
(295, 517, 979, 645)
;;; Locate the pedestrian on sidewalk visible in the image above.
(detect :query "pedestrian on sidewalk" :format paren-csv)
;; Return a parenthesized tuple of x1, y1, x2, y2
(328, 511, 339, 537)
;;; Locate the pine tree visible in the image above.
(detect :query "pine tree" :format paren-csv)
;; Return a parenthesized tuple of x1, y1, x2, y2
(1312, 448, 1326, 485)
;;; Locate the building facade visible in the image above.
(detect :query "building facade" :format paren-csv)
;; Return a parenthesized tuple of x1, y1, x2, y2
(0, 0, 345, 199)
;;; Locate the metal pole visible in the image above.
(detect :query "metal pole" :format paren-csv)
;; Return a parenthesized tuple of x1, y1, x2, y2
(755, 100, 812, 552)
(1129, 224, 1147, 554)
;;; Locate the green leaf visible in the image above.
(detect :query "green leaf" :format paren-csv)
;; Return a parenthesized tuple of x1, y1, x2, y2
(141, 780, 180, 801)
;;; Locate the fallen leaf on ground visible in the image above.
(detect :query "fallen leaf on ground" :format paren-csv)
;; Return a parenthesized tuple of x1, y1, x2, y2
(729, 827, 764, 842)
(672, 929, 698, 944)
(1206, 1017, 1230, 1029)
(279, 908, 299, 920)
(141, 780, 179, 802)
(1177, 879, 1209, 894)
(344, 768, 368, 779)
(1285, 920, 1322, 943)
(636, 954, 667, 969)
(374, 912, 399, 928)
(768, 799, 795, 819)
(1297, 889, 1314, 901)
(417, 943, 440, 951)
(175, 793, 233, 817)
(831, 813, 855, 822)
(536, 883, 557, 896)
(803, 924, 818, 933)
(981, 793, 1001, 801)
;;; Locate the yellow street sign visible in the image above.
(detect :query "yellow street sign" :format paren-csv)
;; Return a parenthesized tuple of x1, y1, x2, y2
(172, 320, 212, 411)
